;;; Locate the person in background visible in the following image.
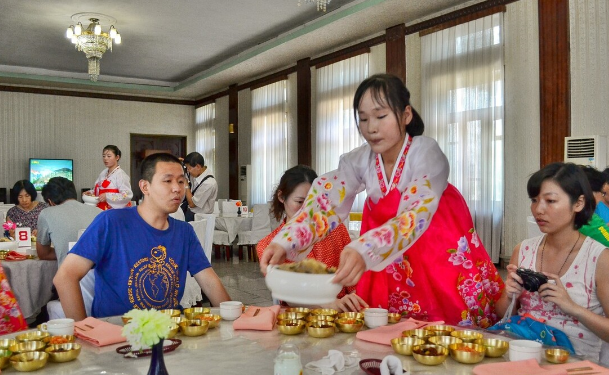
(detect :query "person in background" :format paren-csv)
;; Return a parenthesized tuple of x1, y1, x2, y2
(181, 152, 217, 221)
(260, 74, 504, 327)
(54, 153, 230, 320)
(256, 165, 368, 312)
(495, 162, 609, 362)
(602, 167, 609, 207)
(86, 145, 133, 210)
(36, 177, 102, 266)
(6, 180, 48, 237)
(580, 165, 609, 223)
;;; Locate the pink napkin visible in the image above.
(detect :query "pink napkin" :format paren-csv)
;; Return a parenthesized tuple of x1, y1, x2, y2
(232, 305, 281, 331)
(355, 318, 444, 346)
(474, 359, 609, 375)
(74, 317, 126, 347)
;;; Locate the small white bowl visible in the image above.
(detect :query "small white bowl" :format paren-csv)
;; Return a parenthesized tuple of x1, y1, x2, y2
(265, 265, 341, 305)
(509, 340, 542, 362)
(106, 193, 130, 209)
(364, 308, 388, 328)
(0, 240, 18, 251)
(81, 194, 99, 206)
(220, 301, 243, 320)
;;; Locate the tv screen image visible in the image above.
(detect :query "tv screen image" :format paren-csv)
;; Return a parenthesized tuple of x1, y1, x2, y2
(29, 159, 74, 191)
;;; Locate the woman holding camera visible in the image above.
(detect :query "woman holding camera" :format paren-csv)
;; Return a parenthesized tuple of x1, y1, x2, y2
(496, 162, 609, 362)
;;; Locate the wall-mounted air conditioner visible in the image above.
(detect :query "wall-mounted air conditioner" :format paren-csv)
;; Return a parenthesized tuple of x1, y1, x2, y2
(564, 135, 607, 169)
(239, 165, 252, 206)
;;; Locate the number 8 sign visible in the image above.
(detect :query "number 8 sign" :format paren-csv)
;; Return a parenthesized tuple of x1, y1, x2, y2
(16, 227, 31, 247)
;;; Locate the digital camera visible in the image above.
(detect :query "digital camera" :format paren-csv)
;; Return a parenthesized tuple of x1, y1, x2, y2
(516, 268, 548, 292)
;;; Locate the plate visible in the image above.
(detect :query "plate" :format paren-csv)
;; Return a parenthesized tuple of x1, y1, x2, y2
(359, 359, 408, 375)
(115, 339, 181, 358)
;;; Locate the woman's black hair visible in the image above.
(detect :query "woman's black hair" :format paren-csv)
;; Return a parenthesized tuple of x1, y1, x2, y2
(527, 162, 595, 229)
(270, 165, 318, 221)
(352, 73, 424, 137)
(11, 180, 37, 203)
(103, 145, 121, 159)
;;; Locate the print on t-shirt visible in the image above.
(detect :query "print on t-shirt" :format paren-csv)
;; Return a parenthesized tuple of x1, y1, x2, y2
(128, 245, 180, 309)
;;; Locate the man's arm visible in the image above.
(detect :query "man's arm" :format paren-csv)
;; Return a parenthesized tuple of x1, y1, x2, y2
(193, 268, 231, 306)
(36, 242, 56, 260)
(53, 253, 94, 321)
(185, 187, 197, 208)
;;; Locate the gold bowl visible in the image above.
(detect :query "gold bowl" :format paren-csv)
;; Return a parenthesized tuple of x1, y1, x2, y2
(179, 319, 209, 337)
(159, 309, 181, 318)
(15, 331, 50, 342)
(183, 307, 210, 320)
(167, 323, 179, 339)
(305, 314, 335, 323)
(0, 349, 12, 370)
(387, 313, 402, 323)
(44, 343, 81, 363)
(10, 351, 48, 372)
(335, 318, 364, 333)
(337, 312, 364, 320)
(545, 347, 570, 364)
(402, 329, 433, 340)
(195, 314, 222, 328)
(121, 316, 132, 325)
(307, 321, 335, 338)
(277, 312, 307, 321)
(42, 335, 75, 345)
(9, 341, 46, 354)
(171, 316, 183, 325)
(428, 335, 463, 348)
(285, 307, 310, 315)
(412, 344, 449, 365)
(425, 325, 456, 336)
(0, 339, 16, 350)
(310, 308, 338, 317)
(449, 343, 486, 364)
(474, 338, 509, 358)
(277, 319, 306, 335)
(450, 330, 483, 343)
(391, 337, 425, 356)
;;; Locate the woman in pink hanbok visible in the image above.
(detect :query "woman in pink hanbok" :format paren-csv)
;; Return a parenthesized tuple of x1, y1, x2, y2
(261, 74, 504, 327)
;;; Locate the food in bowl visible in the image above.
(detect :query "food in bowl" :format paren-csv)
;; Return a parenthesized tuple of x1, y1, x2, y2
(81, 194, 99, 206)
(335, 318, 364, 333)
(450, 329, 483, 343)
(412, 344, 449, 365)
(45, 343, 81, 363)
(106, 193, 131, 209)
(306, 321, 335, 338)
(265, 265, 341, 305)
(449, 343, 486, 364)
(277, 258, 336, 274)
(277, 319, 306, 335)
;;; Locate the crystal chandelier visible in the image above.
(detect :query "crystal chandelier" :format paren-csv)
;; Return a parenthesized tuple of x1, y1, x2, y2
(298, 0, 331, 12)
(66, 14, 121, 82)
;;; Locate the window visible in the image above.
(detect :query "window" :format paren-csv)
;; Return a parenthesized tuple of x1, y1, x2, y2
(421, 13, 504, 262)
(251, 80, 288, 205)
(195, 103, 216, 172)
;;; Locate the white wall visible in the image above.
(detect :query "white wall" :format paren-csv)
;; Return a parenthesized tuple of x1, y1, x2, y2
(0, 91, 194, 197)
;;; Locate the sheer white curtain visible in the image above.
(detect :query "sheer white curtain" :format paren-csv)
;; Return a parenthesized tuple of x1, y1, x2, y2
(251, 80, 288, 205)
(195, 103, 216, 171)
(421, 13, 504, 262)
(315, 53, 369, 211)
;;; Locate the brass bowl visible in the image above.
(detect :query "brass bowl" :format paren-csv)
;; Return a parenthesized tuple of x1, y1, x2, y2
(171, 316, 183, 325)
(335, 318, 364, 333)
(183, 307, 210, 320)
(310, 308, 338, 317)
(0, 338, 16, 350)
(307, 321, 335, 338)
(45, 343, 81, 363)
(474, 338, 509, 358)
(159, 309, 181, 318)
(10, 351, 48, 372)
(277, 312, 307, 321)
(121, 316, 132, 325)
(285, 307, 310, 315)
(428, 335, 463, 348)
(337, 312, 364, 320)
(9, 341, 46, 354)
(195, 314, 222, 328)
(166, 323, 179, 339)
(179, 319, 209, 337)
(425, 325, 456, 336)
(277, 319, 306, 335)
(450, 329, 483, 343)
(412, 344, 449, 366)
(305, 314, 335, 323)
(402, 329, 433, 340)
(545, 348, 570, 364)
(387, 313, 402, 323)
(449, 343, 486, 364)
(0, 349, 12, 370)
(391, 337, 425, 356)
(15, 331, 50, 342)
(42, 335, 75, 345)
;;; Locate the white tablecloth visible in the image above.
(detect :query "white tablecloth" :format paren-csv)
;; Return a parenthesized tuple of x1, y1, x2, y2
(215, 216, 253, 243)
(2, 258, 57, 320)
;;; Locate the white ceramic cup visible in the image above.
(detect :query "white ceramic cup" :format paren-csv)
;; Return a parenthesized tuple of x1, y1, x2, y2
(364, 308, 388, 328)
(509, 339, 542, 362)
(220, 301, 243, 321)
(40, 318, 75, 336)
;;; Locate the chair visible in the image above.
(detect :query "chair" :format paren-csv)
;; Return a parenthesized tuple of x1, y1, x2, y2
(169, 208, 185, 221)
(189, 215, 215, 263)
(197, 213, 231, 261)
(236, 203, 272, 261)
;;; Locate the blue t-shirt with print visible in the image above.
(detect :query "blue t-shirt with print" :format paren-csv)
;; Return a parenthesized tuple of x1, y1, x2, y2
(596, 201, 609, 224)
(69, 207, 210, 318)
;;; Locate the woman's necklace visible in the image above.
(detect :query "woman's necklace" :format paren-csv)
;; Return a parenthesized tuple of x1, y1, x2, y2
(540, 233, 580, 275)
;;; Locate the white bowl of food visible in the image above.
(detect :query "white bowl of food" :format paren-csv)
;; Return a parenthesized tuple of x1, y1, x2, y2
(0, 239, 18, 251)
(81, 194, 99, 206)
(105, 193, 130, 209)
(265, 259, 341, 305)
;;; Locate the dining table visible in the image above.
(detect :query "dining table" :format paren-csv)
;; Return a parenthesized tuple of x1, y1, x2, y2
(0, 309, 598, 375)
(214, 214, 253, 243)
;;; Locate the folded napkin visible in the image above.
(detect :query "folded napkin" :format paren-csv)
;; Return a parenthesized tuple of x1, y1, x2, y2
(380, 355, 408, 375)
(232, 305, 281, 331)
(356, 318, 444, 346)
(74, 317, 126, 347)
(474, 359, 566, 375)
(305, 350, 359, 375)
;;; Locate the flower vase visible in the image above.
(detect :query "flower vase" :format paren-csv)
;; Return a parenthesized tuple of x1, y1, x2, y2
(237, 206, 241, 216)
(147, 341, 169, 375)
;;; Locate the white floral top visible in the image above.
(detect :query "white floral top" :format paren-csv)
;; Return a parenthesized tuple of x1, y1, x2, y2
(270, 135, 449, 271)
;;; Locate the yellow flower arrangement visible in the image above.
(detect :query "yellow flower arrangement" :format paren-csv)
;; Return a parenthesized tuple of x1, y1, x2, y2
(122, 309, 172, 351)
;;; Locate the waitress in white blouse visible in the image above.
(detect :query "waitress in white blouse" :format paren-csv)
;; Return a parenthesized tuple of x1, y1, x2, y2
(88, 145, 133, 210)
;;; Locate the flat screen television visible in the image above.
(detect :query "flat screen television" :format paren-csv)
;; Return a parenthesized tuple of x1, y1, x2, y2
(29, 158, 74, 191)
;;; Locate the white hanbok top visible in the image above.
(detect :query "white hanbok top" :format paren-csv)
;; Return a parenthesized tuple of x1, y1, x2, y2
(93, 166, 133, 201)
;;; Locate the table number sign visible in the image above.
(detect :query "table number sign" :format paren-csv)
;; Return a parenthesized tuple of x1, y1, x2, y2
(15, 227, 31, 247)
(241, 206, 249, 215)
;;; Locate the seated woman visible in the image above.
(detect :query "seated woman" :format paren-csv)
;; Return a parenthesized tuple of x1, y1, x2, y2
(257, 165, 367, 312)
(6, 180, 48, 237)
(495, 162, 609, 362)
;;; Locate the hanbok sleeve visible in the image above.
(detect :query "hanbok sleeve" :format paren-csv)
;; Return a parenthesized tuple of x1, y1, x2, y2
(114, 169, 133, 201)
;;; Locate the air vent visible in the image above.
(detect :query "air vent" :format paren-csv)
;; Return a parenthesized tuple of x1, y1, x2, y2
(564, 135, 607, 168)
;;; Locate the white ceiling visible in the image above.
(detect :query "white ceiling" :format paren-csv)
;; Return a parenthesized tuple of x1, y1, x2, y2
(0, 0, 476, 100)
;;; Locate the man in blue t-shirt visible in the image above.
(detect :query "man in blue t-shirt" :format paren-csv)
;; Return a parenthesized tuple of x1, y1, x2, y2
(54, 153, 231, 319)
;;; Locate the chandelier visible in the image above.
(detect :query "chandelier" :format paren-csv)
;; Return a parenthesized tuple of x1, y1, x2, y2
(298, 0, 331, 12)
(66, 13, 121, 82)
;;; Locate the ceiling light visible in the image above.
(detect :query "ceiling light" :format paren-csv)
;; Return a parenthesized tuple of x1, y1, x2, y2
(298, 0, 331, 12)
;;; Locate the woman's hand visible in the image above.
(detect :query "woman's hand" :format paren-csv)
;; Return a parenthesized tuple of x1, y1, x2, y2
(504, 264, 524, 299)
(259, 243, 286, 274)
(98, 193, 106, 202)
(539, 273, 579, 315)
(323, 293, 368, 312)
(333, 247, 366, 287)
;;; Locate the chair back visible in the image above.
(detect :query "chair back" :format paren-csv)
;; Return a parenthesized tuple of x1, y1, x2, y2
(251, 204, 271, 231)
(221, 201, 241, 217)
(213, 201, 220, 215)
(169, 208, 185, 221)
(189, 215, 215, 263)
